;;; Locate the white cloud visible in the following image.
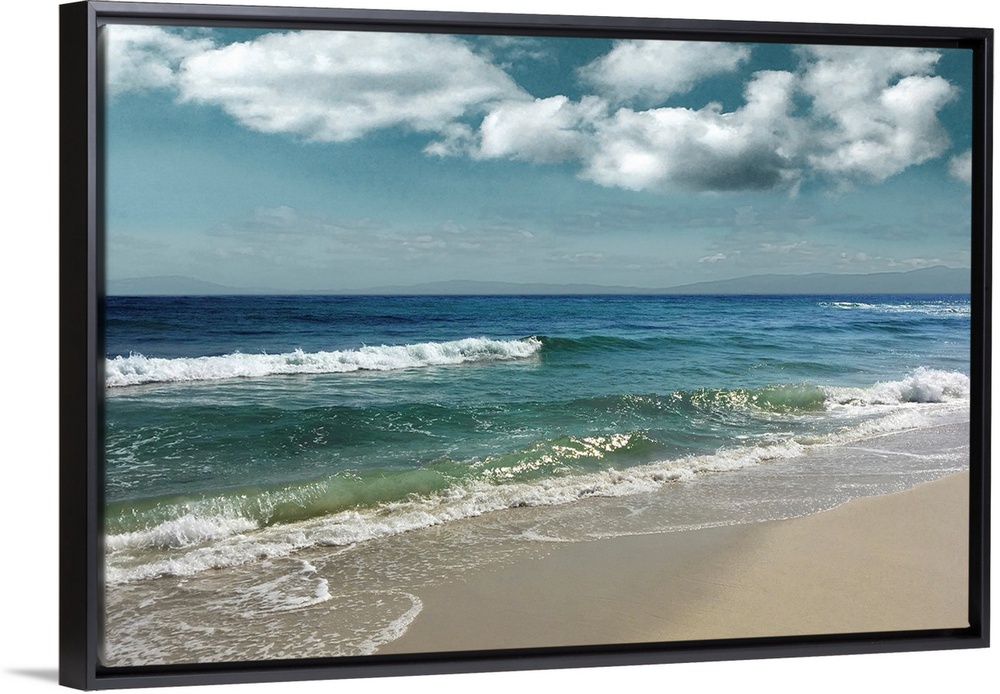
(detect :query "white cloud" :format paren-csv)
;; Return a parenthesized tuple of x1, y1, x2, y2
(799, 46, 956, 181)
(759, 240, 809, 254)
(480, 36, 549, 66)
(949, 149, 973, 184)
(475, 96, 606, 162)
(558, 252, 605, 263)
(583, 70, 801, 191)
(103, 25, 213, 96)
(107, 30, 962, 196)
(176, 31, 527, 142)
(468, 45, 957, 193)
(580, 40, 750, 106)
(699, 253, 727, 263)
(467, 70, 802, 192)
(887, 256, 946, 269)
(423, 123, 478, 157)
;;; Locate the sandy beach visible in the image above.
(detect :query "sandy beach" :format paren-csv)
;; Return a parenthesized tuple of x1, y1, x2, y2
(382, 470, 969, 654)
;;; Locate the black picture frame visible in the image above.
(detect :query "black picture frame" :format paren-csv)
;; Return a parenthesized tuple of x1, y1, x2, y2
(59, 1, 992, 689)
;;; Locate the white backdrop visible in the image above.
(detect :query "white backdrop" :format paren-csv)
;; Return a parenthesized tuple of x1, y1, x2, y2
(3, 1, 994, 693)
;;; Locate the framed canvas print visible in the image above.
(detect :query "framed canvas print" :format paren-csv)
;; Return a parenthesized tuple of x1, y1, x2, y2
(59, 0, 991, 689)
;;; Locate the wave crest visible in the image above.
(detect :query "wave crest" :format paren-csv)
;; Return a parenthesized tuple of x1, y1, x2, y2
(106, 337, 542, 387)
(825, 367, 969, 406)
(821, 300, 970, 317)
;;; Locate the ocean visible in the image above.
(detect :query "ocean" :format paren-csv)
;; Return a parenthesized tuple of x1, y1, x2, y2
(101, 293, 971, 665)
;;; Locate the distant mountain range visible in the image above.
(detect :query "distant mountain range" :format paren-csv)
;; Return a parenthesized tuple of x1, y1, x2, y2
(662, 265, 969, 295)
(107, 276, 277, 296)
(107, 265, 969, 296)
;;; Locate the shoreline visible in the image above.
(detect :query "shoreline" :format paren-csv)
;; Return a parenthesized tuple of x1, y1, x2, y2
(101, 420, 971, 666)
(380, 470, 969, 654)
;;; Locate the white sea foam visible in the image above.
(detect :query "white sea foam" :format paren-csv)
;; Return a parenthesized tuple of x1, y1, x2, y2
(822, 300, 970, 317)
(105, 513, 258, 551)
(240, 565, 333, 612)
(105, 336, 543, 387)
(824, 367, 970, 406)
(356, 593, 424, 656)
(104, 440, 800, 583)
(100, 438, 833, 583)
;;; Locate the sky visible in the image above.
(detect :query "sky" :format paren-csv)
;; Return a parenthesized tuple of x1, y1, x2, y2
(102, 23, 974, 291)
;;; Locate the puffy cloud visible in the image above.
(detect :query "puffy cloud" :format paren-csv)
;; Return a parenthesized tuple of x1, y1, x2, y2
(103, 25, 212, 95)
(104, 27, 528, 142)
(480, 36, 549, 66)
(801, 46, 940, 107)
(108, 29, 961, 195)
(467, 45, 957, 193)
(949, 149, 973, 184)
(475, 96, 606, 162)
(580, 40, 750, 106)
(467, 70, 803, 193)
(799, 46, 956, 181)
(176, 31, 526, 142)
(583, 70, 800, 191)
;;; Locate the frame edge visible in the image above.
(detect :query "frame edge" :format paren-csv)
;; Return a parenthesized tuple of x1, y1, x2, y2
(60, 1, 99, 690)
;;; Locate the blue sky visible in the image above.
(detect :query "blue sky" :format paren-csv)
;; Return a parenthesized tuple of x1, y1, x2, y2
(102, 25, 973, 291)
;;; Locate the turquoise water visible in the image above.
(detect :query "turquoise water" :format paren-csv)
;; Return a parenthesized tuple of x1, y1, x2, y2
(103, 294, 971, 584)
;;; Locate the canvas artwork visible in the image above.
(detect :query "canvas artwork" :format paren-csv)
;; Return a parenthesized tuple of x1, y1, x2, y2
(99, 22, 974, 666)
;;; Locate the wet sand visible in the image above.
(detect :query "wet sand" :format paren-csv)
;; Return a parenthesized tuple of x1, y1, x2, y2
(382, 471, 969, 653)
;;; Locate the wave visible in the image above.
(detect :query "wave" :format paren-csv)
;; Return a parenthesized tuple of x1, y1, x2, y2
(820, 300, 970, 317)
(105, 367, 970, 583)
(105, 436, 810, 583)
(105, 430, 665, 546)
(823, 367, 969, 406)
(564, 369, 967, 417)
(105, 371, 966, 479)
(105, 336, 542, 387)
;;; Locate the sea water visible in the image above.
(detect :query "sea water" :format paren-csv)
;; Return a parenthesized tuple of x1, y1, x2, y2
(101, 294, 971, 664)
